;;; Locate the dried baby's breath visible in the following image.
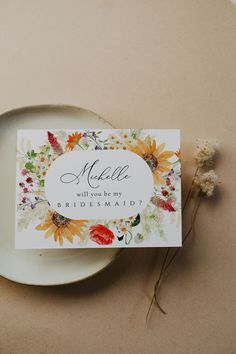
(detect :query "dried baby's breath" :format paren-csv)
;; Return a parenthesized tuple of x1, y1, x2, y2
(194, 170, 218, 197)
(194, 139, 218, 167)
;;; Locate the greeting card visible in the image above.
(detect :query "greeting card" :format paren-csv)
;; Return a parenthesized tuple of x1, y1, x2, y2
(15, 129, 181, 248)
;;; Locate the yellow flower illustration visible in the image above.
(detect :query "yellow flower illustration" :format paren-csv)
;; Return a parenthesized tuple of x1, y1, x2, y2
(129, 137, 174, 185)
(35, 210, 87, 246)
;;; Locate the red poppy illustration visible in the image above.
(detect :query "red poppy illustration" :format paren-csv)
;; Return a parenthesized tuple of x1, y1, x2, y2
(89, 224, 114, 245)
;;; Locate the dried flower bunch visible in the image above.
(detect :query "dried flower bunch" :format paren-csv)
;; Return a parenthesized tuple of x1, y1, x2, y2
(194, 170, 218, 197)
(194, 138, 218, 167)
(147, 138, 219, 322)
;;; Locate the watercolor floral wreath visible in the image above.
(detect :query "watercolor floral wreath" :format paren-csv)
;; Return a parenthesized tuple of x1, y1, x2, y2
(17, 130, 181, 247)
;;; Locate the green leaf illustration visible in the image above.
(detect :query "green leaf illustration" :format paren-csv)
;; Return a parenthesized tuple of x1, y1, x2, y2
(31, 150, 37, 158)
(131, 214, 140, 227)
(25, 162, 35, 173)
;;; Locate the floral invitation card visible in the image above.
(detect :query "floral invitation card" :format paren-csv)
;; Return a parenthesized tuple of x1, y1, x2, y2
(15, 129, 181, 248)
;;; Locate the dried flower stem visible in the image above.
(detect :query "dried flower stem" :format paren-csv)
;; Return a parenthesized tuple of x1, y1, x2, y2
(146, 139, 218, 322)
(153, 197, 201, 311)
(146, 173, 199, 321)
(160, 197, 200, 276)
(146, 196, 201, 322)
(146, 250, 169, 323)
(182, 167, 199, 212)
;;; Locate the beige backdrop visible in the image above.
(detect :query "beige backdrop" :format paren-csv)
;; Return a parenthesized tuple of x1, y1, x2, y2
(0, 1, 236, 353)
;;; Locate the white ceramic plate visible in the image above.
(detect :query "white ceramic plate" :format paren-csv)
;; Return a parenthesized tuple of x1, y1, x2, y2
(0, 105, 120, 286)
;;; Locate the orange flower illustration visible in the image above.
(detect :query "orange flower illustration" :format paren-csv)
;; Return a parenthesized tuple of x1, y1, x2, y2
(129, 137, 174, 185)
(66, 132, 82, 150)
(175, 149, 181, 159)
(35, 210, 87, 246)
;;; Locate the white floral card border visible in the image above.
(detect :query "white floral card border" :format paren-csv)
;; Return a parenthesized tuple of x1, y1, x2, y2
(15, 129, 181, 248)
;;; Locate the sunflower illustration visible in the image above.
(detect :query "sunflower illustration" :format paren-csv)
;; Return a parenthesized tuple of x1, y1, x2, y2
(66, 132, 82, 150)
(129, 137, 174, 185)
(35, 210, 87, 246)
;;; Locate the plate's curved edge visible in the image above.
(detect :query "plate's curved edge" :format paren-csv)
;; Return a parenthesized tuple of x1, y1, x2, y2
(0, 249, 123, 287)
(0, 103, 112, 128)
(0, 103, 122, 286)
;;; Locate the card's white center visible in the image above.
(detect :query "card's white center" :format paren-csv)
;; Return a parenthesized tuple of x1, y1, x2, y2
(45, 150, 154, 220)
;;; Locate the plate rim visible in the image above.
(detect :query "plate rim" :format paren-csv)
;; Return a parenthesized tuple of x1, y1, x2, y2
(0, 103, 121, 286)
(0, 103, 111, 126)
(0, 249, 123, 287)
